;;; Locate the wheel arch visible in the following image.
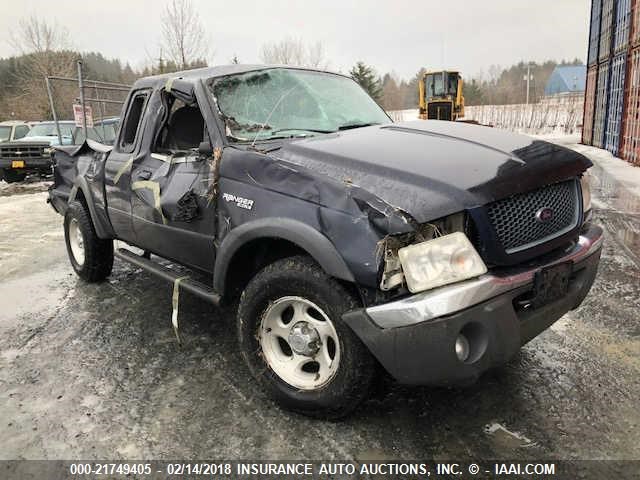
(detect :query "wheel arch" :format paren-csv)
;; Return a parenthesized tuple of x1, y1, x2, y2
(214, 218, 355, 298)
(68, 177, 114, 239)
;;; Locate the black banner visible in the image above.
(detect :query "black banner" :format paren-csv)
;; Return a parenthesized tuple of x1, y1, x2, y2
(1, 460, 638, 480)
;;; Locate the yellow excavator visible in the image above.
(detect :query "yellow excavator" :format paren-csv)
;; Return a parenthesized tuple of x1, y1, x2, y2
(419, 70, 464, 121)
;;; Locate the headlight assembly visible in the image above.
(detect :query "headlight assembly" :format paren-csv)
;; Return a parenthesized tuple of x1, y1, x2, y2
(398, 232, 487, 293)
(580, 172, 591, 215)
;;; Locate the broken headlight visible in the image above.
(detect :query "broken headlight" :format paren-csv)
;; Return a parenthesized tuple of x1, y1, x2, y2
(580, 172, 591, 218)
(398, 232, 487, 293)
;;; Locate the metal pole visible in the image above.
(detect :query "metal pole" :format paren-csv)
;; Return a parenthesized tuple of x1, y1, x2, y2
(95, 84, 107, 141)
(77, 60, 87, 139)
(526, 63, 531, 105)
(45, 77, 63, 145)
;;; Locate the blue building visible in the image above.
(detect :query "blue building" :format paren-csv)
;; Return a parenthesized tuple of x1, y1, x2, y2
(544, 65, 587, 96)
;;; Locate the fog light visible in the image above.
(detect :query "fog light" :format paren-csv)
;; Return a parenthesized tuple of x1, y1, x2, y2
(455, 334, 470, 362)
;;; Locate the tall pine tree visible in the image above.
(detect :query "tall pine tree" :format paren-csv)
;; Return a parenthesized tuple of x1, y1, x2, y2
(350, 61, 383, 103)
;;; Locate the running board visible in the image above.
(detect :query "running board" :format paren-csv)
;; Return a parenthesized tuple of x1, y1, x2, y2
(114, 248, 221, 305)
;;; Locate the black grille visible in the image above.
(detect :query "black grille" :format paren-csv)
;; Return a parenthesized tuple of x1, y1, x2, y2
(486, 179, 579, 253)
(0, 144, 46, 159)
(427, 102, 453, 120)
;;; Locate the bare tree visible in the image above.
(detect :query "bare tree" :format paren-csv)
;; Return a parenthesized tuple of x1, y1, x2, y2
(260, 37, 328, 68)
(8, 15, 76, 120)
(304, 41, 326, 68)
(161, 0, 210, 70)
(10, 15, 72, 54)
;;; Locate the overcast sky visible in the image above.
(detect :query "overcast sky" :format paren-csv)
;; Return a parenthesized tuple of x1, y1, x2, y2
(0, 0, 590, 80)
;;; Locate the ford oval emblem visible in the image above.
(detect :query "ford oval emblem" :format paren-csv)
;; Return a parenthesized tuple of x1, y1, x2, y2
(535, 207, 554, 223)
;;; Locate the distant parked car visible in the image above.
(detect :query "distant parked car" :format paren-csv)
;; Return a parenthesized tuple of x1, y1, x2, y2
(0, 121, 75, 183)
(94, 117, 120, 145)
(73, 117, 120, 146)
(17, 121, 76, 145)
(0, 121, 31, 143)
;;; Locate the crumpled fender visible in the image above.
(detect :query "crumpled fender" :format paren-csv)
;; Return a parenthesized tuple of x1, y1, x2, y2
(213, 217, 355, 294)
(54, 139, 113, 157)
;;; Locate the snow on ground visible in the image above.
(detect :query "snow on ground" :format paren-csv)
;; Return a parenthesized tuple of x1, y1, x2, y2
(568, 143, 640, 197)
(531, 133, 640, 196)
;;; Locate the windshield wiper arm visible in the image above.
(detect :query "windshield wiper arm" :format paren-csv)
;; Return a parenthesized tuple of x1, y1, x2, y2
(270, 128, 333, 135)
(337, 122, 379, 131)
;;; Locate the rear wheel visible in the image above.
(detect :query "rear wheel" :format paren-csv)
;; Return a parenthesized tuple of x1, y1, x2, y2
(238, 256, 375, 419)
(64, 201, 113, 282)
(2, 169, 27, 183)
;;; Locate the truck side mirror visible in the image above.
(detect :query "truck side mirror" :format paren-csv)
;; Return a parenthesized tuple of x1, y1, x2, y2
(198, 141, 213, 156)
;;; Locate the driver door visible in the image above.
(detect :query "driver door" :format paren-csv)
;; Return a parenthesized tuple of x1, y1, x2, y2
(130, 87, 216, 272)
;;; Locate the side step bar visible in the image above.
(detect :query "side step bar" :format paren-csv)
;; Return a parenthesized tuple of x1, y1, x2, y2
(114, 248, 221, 305)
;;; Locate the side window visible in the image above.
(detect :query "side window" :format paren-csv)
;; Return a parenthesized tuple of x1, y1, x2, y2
(154, 95, 205, 153)
(119, 91, 149, 153)
(14, 125, 29, 139)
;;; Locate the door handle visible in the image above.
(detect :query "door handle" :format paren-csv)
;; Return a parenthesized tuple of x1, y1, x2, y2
(137, 169, 152, 180)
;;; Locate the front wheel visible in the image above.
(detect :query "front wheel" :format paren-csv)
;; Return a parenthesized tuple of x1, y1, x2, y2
(64, 201, 114, 282)
(238, 256, 375, 419)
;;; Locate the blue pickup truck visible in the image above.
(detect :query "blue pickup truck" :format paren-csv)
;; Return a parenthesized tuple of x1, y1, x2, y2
(48, 65, 602, 418)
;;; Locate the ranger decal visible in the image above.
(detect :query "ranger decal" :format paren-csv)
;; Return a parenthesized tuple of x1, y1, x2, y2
(222, 192, 254, 210)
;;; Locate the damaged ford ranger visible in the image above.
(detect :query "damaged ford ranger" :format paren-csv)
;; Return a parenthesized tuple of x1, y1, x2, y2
(48, 65, 603, 418)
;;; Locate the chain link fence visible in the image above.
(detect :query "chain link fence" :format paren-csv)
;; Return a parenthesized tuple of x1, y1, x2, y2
(45, 61, 131, 144)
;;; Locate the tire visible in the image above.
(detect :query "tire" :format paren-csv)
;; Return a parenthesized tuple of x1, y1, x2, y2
(238, 255, 375, 419)
(64, 201, 113, 282)
(3, 169, 27, 183)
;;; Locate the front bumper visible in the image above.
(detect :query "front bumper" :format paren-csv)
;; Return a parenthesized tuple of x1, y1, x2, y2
(343, 224, 604, 385)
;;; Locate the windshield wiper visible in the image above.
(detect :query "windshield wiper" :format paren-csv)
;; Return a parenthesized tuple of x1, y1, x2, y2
(270, 128, 333, 135)
(337, 122, 379, 131)
(247, 134, 310, 150)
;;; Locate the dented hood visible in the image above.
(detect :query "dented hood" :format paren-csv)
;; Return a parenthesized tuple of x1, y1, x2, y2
(274, 120, 592, 223)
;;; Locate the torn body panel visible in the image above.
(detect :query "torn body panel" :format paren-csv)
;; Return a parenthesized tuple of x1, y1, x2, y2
(215, 146, 416, 289)
(49, 140, 115, 239)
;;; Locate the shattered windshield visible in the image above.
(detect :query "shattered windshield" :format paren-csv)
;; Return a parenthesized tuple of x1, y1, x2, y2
(210, 68, 390, 142)
(0, 126, 10, 142)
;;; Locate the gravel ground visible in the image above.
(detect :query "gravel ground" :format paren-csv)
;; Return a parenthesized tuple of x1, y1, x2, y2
(0, 146, 638, 467)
